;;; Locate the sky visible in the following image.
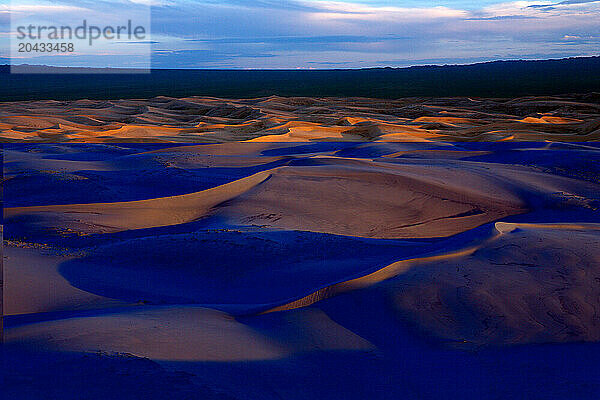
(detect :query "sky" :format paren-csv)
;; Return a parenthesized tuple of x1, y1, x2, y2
(1, 0, 599, 69)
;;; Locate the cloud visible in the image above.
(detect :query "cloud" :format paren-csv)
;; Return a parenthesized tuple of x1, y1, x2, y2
(3, 0, 600, 68)
(300, 1, 469, 21)
(531, 0, 600, 8)
(481, 0, 600, 15)
(0, 4, 90, 13)
(187, 35, 412, 44)
(465, 15, 536, 20)
(152, 48, 276, 68)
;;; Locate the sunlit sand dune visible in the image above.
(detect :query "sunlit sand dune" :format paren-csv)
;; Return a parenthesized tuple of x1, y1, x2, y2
(216, 160, 527, 238)
(4, 160, 530, 239)
(4, 169, 273, 234)
(2, 95, 600, 142)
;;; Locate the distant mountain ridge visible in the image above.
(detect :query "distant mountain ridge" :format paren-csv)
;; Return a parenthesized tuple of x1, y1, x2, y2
(1, 56, 599, 101)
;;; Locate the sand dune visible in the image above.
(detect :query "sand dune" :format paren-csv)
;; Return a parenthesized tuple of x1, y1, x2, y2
(4, 138, 600, 399)
(5, 152, 542, 239)
(265, 244, 484, 314)
(216, 159, 528, 238)
(266, 221, 600, 314)
(6, 306, 374, 362)
(3, 246, 127, 316)
(265, 222, 600, 348)
(4, 159, 528, 239)
(4, 168, 273, 234)
(2, 95, 600, 142)
(362, 223, 600, 347)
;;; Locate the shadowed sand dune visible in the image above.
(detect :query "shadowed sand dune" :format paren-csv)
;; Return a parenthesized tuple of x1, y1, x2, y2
(265, 242, 487, 314)
(2, 95, 600, 142)
(3, 246, 127, 316)
(265, 223, 600, 347)
(385, 223, 600, 346)
(4, 139, 600, 399)
(5, 306, 374, 362)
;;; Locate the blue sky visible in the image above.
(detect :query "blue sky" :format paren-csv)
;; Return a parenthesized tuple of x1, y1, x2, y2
(1, 0, 600, 68)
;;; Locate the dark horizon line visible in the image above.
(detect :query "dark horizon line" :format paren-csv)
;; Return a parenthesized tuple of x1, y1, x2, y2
(4, 55, 600, 72)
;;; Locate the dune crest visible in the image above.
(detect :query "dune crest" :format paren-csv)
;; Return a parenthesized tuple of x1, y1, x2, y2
(4, 169, 274, 234)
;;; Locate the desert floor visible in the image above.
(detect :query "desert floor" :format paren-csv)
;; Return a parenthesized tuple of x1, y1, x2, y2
(2, 102, 600, 399)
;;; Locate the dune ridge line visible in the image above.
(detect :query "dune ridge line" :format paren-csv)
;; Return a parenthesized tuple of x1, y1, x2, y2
(260, 224, 518, 314)
(261, 221, 593, 314)
(4, 168, 276, 233)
